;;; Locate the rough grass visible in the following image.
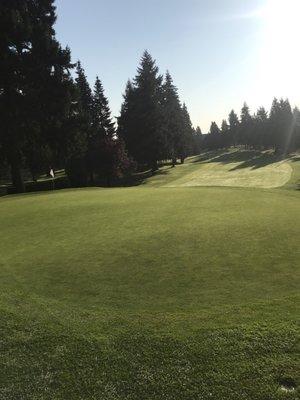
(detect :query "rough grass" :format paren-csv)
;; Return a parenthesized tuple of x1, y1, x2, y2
(0, 150, 299, 399)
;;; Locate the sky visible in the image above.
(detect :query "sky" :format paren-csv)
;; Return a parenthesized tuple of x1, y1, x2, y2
(55, 0, 300, 132)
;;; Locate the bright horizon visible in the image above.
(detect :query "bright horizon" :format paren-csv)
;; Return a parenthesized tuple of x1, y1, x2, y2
(55, 0, 300, 132)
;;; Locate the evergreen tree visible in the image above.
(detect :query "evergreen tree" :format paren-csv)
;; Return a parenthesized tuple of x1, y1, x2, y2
(292, 107, 300, 151)
(118, 51, 164, 171)
(192, 126, 203, 154)
(179, 103, 194, 163)
(0, 0, 73, 192)
(269, 98, 293, 153)
(254, 107, 268, 149)
(221, 119, 229, 134)
(90, 76, 130, 185)
(117, 80, 135, 156)
(240, 102, 253, 147)
(92, 76, 115, 138)
(210, 121, 221, 136)
(75, 61, 93, 119)
(228, 110, 239, 146)
(221, 119, 230, 148)
(66, 61, 94, 185)
(162, 71, 184, 166)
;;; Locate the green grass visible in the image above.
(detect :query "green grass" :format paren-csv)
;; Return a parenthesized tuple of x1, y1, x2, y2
(0, 150, 299, 399)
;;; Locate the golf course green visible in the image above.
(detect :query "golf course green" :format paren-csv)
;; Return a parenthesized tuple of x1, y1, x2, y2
(0, 150, 299, 399)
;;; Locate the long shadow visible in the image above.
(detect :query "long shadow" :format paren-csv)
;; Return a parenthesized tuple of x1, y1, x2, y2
(117, 166, 174, 187)
(190, 150, 225, 164)
(291, 156, 300, 163)
(229, 152, 280, 171)
(195, 149, 281, 171)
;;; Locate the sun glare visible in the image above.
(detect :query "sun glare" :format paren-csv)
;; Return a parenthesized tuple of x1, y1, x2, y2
(255, 0, 300, 103)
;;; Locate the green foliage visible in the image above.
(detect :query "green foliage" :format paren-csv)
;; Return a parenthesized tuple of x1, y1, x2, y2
(118, 53, 196, 169)
(0, 0, 73, 192)
(204, 99, 299, 154)
(118, 51, 164, 170)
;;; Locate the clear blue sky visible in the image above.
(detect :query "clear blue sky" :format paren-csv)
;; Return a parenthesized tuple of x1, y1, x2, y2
(55, 0, 300, 132)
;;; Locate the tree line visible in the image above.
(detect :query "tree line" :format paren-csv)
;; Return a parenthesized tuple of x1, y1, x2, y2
(203, 100, 300, 154)
(1, 1, 299, 194)
(0, 0, 199, 193)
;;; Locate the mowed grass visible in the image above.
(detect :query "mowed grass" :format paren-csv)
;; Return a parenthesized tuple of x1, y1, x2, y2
(144, 149, 295, 188)
(0, 151, 299, 399)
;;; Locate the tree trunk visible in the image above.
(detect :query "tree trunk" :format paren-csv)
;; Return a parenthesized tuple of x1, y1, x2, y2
(151, 160, 158, 173)
(89, 171, 94, 186)
(31, 170, 37, 182)
(10, 159, 25, 193)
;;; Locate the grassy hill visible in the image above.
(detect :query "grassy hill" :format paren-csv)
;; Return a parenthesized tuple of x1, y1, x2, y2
(0, 150, 299, 399)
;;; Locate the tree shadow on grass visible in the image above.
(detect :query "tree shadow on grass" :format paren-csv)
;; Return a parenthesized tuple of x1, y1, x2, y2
(190, 150, 225, 164)
(195, 149, 281, 171)
(117, 166, 174, 187)
(229, 152, 280, 171)
(290, 156, 300, 163)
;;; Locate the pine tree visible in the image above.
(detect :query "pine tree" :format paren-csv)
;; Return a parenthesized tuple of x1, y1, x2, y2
(92, 76, 115, 138)
(221, 120, 229, 134)
(269, 98, 293, 153)
(221, 119, 230, 148)
(240, 102, 253, 148)
(228, 110, 239, 146)
(292, 107, 300, 150)
(117, 80, 135, 152)
(0, 0, 73, 192)
(254, 107, 268, 148)
(118, 51, 164, 171)
(90, 76, 124, 185)
(192, 126, 203, 154)
(75, 61, 93, 118)
(179, 103, 194, 163)
(209, 121, 220, 136)
(161, 71, 183, 166)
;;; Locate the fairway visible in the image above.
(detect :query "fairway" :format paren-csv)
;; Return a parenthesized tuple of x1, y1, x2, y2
(0, 153, 299, 399)
(145, 150, 295, 189)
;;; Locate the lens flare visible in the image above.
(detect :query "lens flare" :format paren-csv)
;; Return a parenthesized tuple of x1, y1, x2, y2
(255, 0, 300, 103)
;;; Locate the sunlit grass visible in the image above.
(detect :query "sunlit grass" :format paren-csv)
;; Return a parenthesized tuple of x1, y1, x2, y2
(0, 150, 299, 399)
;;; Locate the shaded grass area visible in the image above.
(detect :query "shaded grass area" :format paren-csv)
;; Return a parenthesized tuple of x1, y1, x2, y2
(0, 187, 299, 399)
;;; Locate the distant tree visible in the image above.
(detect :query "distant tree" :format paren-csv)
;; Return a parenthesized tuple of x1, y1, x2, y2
(161, 71, 183, 166)
(91, 76, 132, 184)
(254, 107, 268, 149)
(117, 80, 135, 156)
(65, 61, 94, 185)
(240, 102, 253, 147)
(75, 61, 93, 118)
(209, 121, 221, 136)
(192, 126, 203, 154)
(179, 103, 194, 162)
(118, 51, 164, 172)
(84, 76, 115, 183)
(221, 119, 229, 134)
(292, 107, 300, 151)
(228, 110, 240, 146)
(92, 76, 115, 138)
(220, 119, 230, 148)
(269, 98, 293, 154)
